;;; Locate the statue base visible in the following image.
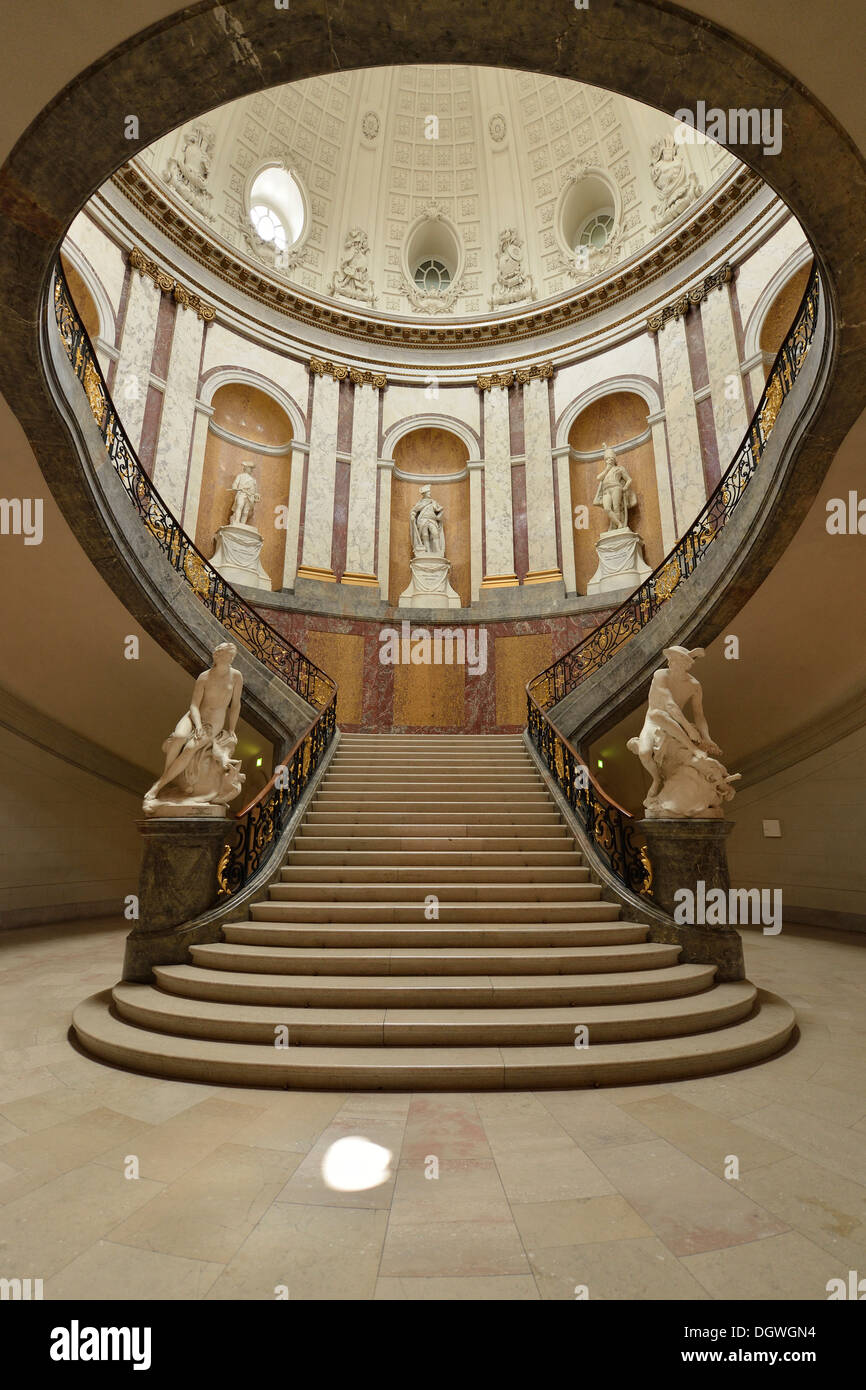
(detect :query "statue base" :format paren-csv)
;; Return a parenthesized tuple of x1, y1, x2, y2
(398, 555, 461, 610)
(142, 800, 230, 819)
(122, 817, 233, 981)
(637, 818, 744, 979)
(587, 527, 652, 594)
(211, 523, 272, 591)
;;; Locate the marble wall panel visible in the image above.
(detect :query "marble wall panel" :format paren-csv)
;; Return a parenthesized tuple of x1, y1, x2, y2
(113, 270, 161, 451)
(393, 661, 466, 729)
(701, 288, 750, 471)
(523, 377, 559, 577)
(299, 371, 340, 575)
(151, 305, 204, 517)
(201, 323, 310, 416)
(67, 212, 126, 319)
(344, 383, 380, 579)
(382, 383, 480, 437)
(302, 630, 366, 725)
(482, 387, 516, 579)
(495, 633, 554, 726)
(736, 217, 810, 336)
(655, 315, 706, 532)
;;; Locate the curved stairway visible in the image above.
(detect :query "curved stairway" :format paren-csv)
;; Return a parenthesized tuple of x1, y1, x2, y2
(73, 734, 795, 1089)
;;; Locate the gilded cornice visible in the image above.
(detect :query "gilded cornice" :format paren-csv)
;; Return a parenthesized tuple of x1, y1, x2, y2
(112, 162, 761, 352)
(477, 361, 553, 389)
(646, 264, 734, 333)
(128, 246, 215, 321)
(309, 358, 387, 388)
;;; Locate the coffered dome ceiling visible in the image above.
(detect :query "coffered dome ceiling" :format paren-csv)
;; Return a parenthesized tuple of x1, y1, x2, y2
(132, 65, 742, 324)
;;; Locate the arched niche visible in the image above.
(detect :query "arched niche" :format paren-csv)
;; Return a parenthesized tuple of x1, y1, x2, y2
(759, 260, 815, 364)
(388, 427, 471, 606)
(568, 391, 664, 595)
(60, 253, 102, 345)
(194, 382, 292, 590)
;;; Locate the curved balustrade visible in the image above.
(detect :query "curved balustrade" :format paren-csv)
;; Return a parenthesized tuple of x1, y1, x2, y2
(53, 264, 337, 893)
(526, 265, 820, 898)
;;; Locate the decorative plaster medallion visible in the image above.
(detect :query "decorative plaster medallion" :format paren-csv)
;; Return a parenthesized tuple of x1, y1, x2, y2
(489, 113, 507, 143)
(361, 111, 380, 142)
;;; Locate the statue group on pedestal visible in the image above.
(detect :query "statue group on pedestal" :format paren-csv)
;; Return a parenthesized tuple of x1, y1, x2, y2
(143, 642, 246, 817)
(628, 646, 739, 819)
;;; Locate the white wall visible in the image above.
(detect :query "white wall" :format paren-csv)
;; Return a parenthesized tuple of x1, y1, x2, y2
(727, 724, 866, 926)
(0, 726, 142, 929)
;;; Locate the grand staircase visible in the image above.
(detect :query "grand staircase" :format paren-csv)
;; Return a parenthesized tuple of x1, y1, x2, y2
(73, 734, 795, 1088)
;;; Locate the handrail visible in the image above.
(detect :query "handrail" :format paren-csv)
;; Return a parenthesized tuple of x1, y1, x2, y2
(52, 264, 336, 713)
(52, 262, 338, 893)
(528, 264, 820, 712)
(526, 264, 821, 897)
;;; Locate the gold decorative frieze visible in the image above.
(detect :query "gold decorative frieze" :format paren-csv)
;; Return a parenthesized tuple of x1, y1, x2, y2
(477, 361, 553, 390)
(128, 246, 215, 321)
(348, 366, 387, 389)
(646, 264, 734, 333)
(477, 370, 515, 391)
(515, 361, 554, 384)
(309, 357, 349, 381)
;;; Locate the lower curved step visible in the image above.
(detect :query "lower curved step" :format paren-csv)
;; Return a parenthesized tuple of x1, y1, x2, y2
(72, 988, 796, 1090)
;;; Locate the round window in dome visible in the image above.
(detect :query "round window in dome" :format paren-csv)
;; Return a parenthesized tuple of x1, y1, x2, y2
(414, 258, 452, 294)
(247, 166, 306, 249)
(577, 211, 615, 252)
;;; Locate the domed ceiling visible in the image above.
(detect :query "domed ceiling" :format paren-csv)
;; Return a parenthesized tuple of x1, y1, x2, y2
(133, 65, 740, 322)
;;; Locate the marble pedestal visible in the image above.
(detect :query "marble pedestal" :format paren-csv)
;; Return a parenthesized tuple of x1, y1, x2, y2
(211, 523, 272, 591)
(587, 527, 652, 594)
(638, 817, 744, 980)
(122, 817, 233, 982)
(398, 555, 461, 609)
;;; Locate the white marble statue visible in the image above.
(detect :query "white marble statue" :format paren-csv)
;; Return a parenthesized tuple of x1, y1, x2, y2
(142, 642, 245, 817)
(489, 228, 534, 308)
(229, 462, 260, 527)
(593, 444, 637, 532)
(410, 486, 446, 557)
(649, 133, 701, 231)
(627, 646, 740, 819)
(329, 227, 375, 305)
(399, 486, 460, 608)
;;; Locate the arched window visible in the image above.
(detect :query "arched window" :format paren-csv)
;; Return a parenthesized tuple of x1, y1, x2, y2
(576, 211, 615, 252)
(248, 166, 306, 249)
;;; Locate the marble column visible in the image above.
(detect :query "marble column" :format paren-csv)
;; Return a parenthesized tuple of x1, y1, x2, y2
(181, 401, 213, 535)
(343, 381, 380, 585)
(468, 461, 483, 603)
(701, 288, 750, 469)
(522, 376, 561, 583)
(376, 461, 393, 601)
(114, 271, 161, 452)
(552, 447, 578, 596)
(298, 370, 340, 582)
(647, 408, 678, 550)
(152, 305, 205, 518)
(655, 318, 706, 531)
(479, 385, 517, 586)
(281, 443, 308, 591)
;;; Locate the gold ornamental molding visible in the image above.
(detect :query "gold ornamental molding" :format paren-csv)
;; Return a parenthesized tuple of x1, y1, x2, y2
(477, 362, 553, 390)
(349, 366, 388, 389)
(112, 162, 761, 354)
(646, 264, 734, 334)
(128, 246, 215, 321)
(309, 357, 349, 381)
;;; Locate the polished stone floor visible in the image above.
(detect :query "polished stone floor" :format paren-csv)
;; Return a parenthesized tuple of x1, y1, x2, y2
(0, 917, 863, 1301)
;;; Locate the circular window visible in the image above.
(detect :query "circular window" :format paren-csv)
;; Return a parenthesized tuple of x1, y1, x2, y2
(577, 212, 615, 252)
(414, 258, 452, 294)
(250, 204, 288, 251)
(247, 166, 306, 249)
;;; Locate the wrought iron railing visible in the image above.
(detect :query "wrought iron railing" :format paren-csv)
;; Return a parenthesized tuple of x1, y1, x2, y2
(527, 264, 820, 897)
(528, 264, 819, 712)
(53, 263, 337, 892)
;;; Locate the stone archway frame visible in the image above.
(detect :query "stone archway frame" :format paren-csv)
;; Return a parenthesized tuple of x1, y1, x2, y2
(58, 236, 118, 368)
(742, 242, 817, 405)
(1, 0, 863, 727)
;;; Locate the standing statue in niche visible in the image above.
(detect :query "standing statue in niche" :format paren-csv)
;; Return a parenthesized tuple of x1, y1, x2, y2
(410, 485, 446, 557)
(228, 461, 260, 528)
(593, 443, 637, 531)
(627, 646, 740, 819)
(142, 642, 245, 817)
